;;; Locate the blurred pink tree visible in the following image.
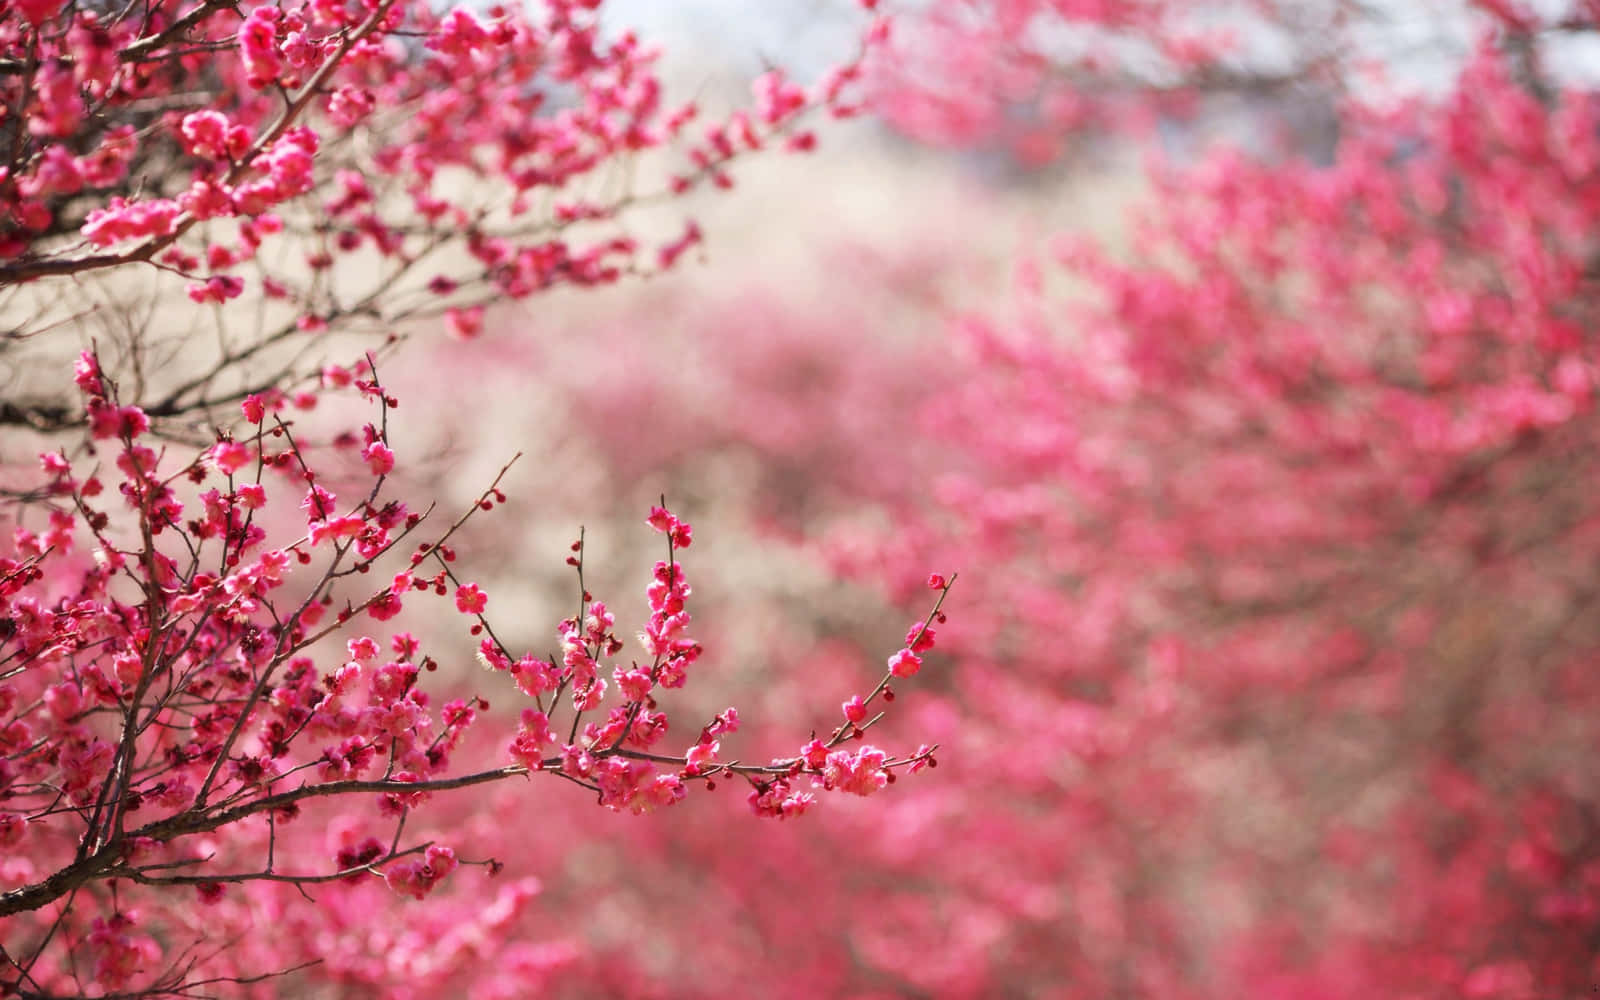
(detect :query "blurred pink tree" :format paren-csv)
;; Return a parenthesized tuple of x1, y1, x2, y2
(527, 2, 1600, 996)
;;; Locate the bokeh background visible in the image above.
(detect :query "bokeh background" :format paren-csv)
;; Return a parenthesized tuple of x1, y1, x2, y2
(348, 1, 1600, 997)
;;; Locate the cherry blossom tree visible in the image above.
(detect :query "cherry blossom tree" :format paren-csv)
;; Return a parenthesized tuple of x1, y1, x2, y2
(0, 0, 958, 995)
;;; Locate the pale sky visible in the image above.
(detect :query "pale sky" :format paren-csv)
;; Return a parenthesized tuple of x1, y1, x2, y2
(602, 0, 865, 86)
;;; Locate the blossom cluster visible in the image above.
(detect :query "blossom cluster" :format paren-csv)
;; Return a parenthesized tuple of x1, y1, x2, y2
(0, 339, 951, 994)
(1, 0, 890, 438)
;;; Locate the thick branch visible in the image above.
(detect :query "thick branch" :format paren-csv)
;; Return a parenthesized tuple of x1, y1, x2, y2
(0, 766, 524, 918)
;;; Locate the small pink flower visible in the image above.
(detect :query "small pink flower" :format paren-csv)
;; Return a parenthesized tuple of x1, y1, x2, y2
(326, 85, 376, 127)
(708, 707, 740, 736)
(684, 740, 719, 773)
(238, 7, 284, 89)
(362, 441, 394, 476)
(455, 582, 487, 615)
(646, 505, 694, 548)
(800, 738, 829, 769)
(309, 515, 364, 546)
(90, 403, 150, 440)
(617, 668, 653, 701)
(73, 351, 101, 394)
(509, 710, 554, 767)
(180, 111, 233, 159)
(208, 441, 252, 475)
(368, 590, 403, 622)
(186, 275, 244, 305)
(823, 747, 890, 796)
(843, 694, 867, 724)
(302, 485, 337, 521)
(428, 7, 492, 56)
(120, 405, 151, 438)
(647, 505, 675, 532)
(888, 647, 922, 677)
(905, 621, 937, 653)
(445, 306, 483, 341)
